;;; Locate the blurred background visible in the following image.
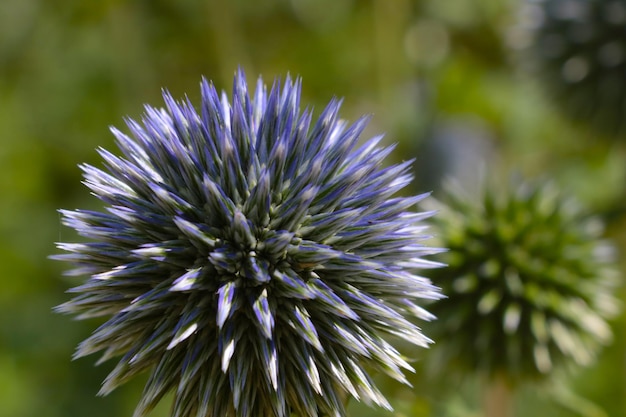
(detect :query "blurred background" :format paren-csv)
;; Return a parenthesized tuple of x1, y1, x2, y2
(0, 0, 624, 416)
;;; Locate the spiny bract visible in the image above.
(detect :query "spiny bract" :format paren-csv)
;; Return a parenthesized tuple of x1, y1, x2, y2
(425, 180, 619, 384)
(522, 0, 626, 136)
(53, 70, 443, 417)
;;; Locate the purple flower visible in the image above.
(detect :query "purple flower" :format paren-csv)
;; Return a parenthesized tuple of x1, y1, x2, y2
(53, 70, 442, 417)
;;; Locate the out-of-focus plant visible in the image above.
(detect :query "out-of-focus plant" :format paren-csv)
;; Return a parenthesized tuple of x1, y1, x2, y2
(425, 178, 620, 417)
(52, 70, 443, 417)
(518, 0, 626, 138)
(414, 116, 496, 194)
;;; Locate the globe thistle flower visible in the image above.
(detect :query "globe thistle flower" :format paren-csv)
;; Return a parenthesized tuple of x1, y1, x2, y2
(52, 70, 443, 417)
(426, 179, 619, 384)
(520, 0, 626, 136)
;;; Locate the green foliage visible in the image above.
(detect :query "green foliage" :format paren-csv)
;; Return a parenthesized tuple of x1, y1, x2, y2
(0, 0, 624, 416)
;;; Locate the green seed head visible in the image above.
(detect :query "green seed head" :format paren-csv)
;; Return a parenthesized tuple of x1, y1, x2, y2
(426, 179, 619, 384)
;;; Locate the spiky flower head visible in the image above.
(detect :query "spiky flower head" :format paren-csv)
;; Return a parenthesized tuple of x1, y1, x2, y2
(425, 179, 619, 384)
(520, 0, 626, 136)
(53, 70, 442, 417)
